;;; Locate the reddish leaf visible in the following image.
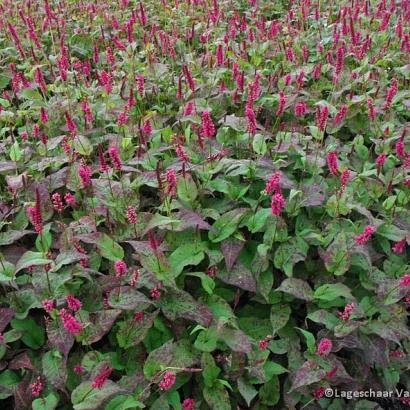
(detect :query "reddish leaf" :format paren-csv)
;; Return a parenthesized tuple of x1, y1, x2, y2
(217, 262, 256, 292)
(46, 318, 74, 357)
(177, 209, 212, 231)
(221, 238, 244, 272)
(218, 328, 252, 353)
(82, 309, 122, 345)
(276, 278, 314, 301)
(0, 308, 14, 332)
(290, 360, 326, 391)
(159, 287, 213, 326)
(9, 352, 34, 371)
(13, 375, 32, 410)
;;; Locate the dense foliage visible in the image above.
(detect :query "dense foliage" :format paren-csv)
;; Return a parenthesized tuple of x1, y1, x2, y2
(0, 0, 410, 409)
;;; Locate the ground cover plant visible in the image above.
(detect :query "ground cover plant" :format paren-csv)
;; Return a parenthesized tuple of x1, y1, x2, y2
(0, 0, 409, 409)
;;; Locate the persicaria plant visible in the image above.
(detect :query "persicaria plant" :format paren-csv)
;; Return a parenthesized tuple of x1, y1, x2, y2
(0, 0, 409, 409)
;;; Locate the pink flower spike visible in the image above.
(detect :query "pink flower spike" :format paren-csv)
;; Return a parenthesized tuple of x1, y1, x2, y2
(114, 260, 128, 278)
(314, 387, 326, 399)
(42, 299, 55, 313)
(64, 192, 76, 207)
(399, 274, 410, 287)
(265, 172, 282, 195)
(316, 338, 332, 357)
(126, 206, 137, 224)
(59, 308, 83, 335)
(354, 225, 376, 245)
(159, 371, 176, 391)
(92, 364, 113, 389)
(29, 376, 44, 397)
(108, 146, 122, 171)
(182, 398, 195, 410)
(392, 238, 406, 254)
(200, 111, 216, 138)
(52, 193, 64, 213)
(326, 151, 339, 176)
(66, 295, 82, 312)
(271, 192, 286, 216)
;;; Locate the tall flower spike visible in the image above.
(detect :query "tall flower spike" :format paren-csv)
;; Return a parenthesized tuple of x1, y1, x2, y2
(166, 169, 177, 196)
(245, 104, 257, 135)
(200, 111, 216, 138)
(126, 206, 137, 224)
(108, 146, 122, 171)
(265, 171, 282, 194)
(60, 308, 83, 335)
(367, 97, 376, 121)
(384, 78, 398, 110)
(294, 101, 307, 117)
(216, 44, 224, 66)
(327, 152, 339, 176)
(355, 225, 376, 245)
(78, 161, 92, 188)
(333, 104, 348, 126)
(98, 144, 109, 172)
(92, 364, 113, 389)
(276, 91, 286, 116)
(271, 192, 286, 216)
(27, 188, 43, 233)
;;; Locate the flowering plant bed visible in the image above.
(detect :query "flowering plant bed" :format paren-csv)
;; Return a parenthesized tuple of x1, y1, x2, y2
(0, 0, 410, 409)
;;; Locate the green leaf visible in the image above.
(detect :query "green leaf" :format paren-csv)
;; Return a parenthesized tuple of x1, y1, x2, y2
(237, 378, 258, 407)
(314, 283, 353, 301)
(243, 208, 271, 233)
(0, 370, 20, 388)
(259, 375, 280, 406)
(72, 381, 126, 410)
(0, 259, 14, 282)
(144, 214, 181, 233)
(307, 309, 339, 330)
(376, 224, 407, 242)
(263, 361, 288, 378)
(96, 234, 124, 261)
(73, 135, 93, 156)
(177, 174, 198, 202)
(143, 340, 175, 379)
(194, 328, 218, 352)
(169, 243, 204, 277)
(202, 352, 220, 387)
(296, 328, 316, 354)
(209, 208, 248, 243)
(19, 88, 42, 100)
(15, 251, 52, 274)
(270, 305, 291, 335)
(186, 272, 215, 294)
(10, 317, 45, 349)
(274, 237, 309, 276)
(252, 134, 267, 155)
(104, 395, 144, 410)
(32, 393, 60, 410)
(35, 226, 52, 253)
(203, 384, 231, 410)
(42, 350, 67, 390)
(9, 141, 21, 161)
